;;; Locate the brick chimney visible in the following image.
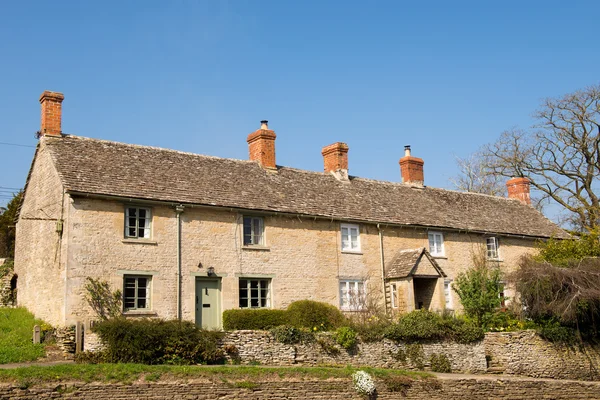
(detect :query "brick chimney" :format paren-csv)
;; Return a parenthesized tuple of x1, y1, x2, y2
(247, 120, 276, 169)
(506, 177, 531, 205)
(399, 145, 424, 186)
(39, 91, 65, 137)
(322, 142, 349, 173)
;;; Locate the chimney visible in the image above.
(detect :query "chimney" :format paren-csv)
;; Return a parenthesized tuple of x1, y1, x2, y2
(399, 145, 424, 186)
(506, 177, 531, 205)
(39, 91, 65, 137)
(247, 120, 277, 169)
(321, 142, 349, 173)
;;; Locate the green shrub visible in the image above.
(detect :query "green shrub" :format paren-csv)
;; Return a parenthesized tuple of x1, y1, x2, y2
(334, 327, 358, 350)
(269, 325, 315, 344)
(350, 315, 392, 343)
(440, 316, 485, 343)
(380, 375, 413, 394)
(93, 319, 224, 365)
(538, 320, 579, 344)
(429, 353, 451, 373)
(287, 300, 346, 331)
(406, 343, 425, 369)
(385, 310, 444, 342)
(222, 309, 289, 330)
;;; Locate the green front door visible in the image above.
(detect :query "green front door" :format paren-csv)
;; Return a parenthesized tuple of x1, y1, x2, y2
(195, 279, 221, 329)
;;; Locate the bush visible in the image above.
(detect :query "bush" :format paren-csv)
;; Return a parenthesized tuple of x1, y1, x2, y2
(222, 309, 289, 330)
(429, 353, 452, 373)
(287, 300, 347, 330)
(385, 310, 444, 342)
(350, 315, 392, 343)
(93, 319, 224, 365)
(538, 320, 579, 344)
(269, 325, 315, 344)
(334, 327, 358, 350)
(441, 316, 485, 343)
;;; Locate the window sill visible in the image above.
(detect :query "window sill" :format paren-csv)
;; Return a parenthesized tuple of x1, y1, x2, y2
(341, 250, 363, 255)
(242, 245, 270, 251)
(431, 255, 447, 259)
(122, 239, 158, 245)
(487, 258, 504, 262)
(123, 310, 157, 317)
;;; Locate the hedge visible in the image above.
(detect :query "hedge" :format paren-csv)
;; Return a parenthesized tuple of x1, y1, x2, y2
(223, 309, 289, 330)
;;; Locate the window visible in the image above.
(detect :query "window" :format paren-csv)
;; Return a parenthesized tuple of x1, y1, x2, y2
(390, 283, 398, 309)
(125, 207, 151, 239)
(339, 280, 366, 310)
(444, 279, 453, 309)
(486, 237, 500, 259)
(239, 278, 271, 308)
(428, 232, 444, 256)
(243, 216, 264, 246)
(123, 275, 151, 311)
(341, 223, 360, 252)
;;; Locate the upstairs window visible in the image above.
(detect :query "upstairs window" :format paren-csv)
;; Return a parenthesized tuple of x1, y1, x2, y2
(428, 231, 444, 256)
(125, 207, 151, 239)
(486, 237, 500, 259)
(341, 223, 360, 252)
(243, 216, 264, 246)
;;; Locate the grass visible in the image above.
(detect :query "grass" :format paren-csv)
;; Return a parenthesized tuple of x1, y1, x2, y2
(0, 308, 47, 364)
(0, 364, 432, 387)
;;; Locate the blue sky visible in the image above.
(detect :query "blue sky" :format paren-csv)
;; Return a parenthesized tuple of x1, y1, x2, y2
(0, 1, 598, 218)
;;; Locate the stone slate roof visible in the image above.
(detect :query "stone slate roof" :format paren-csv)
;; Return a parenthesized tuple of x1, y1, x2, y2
(385, 248, 446, 279)
(42, 135, 569, 239)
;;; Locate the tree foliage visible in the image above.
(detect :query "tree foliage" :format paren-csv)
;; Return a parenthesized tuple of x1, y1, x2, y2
(452, 250, 503, 326)
(450, 152, 505, 196)
(536, 232, 600, 267)
(0, 191, 23, 258)
(482, 84, 600, 231)
(84, 277, 122, 321)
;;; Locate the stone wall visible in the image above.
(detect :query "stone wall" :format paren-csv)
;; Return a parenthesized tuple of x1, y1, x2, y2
(222, 330, 487, 373)
(2, 376, 600, 399)
(485, 331, 600, 380)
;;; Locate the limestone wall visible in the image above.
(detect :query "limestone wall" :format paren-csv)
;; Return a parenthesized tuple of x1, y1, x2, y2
(485, 331, 600, 380)
(2, 376, 600, 400)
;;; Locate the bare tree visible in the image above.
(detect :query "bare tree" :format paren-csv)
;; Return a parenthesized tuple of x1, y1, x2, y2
(483, 84, 600, 232)
(450, 152, 505, 196)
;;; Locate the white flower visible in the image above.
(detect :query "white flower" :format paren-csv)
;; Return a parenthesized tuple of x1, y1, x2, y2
(352, 370, 376, 396)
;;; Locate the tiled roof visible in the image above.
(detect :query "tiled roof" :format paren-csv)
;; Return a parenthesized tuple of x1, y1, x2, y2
(43, 135, 569, 239)
(385, 248, 446, 279)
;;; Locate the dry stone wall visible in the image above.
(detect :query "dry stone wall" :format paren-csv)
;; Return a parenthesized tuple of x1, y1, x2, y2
(2, 376, 600, 400)
(485, 331, 600, 380)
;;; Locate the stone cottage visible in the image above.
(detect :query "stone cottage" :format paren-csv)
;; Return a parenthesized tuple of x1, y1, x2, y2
(14, 91, 568, 330)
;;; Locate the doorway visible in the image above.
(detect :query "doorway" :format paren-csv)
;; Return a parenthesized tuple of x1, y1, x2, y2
(195, 278, 221, 329)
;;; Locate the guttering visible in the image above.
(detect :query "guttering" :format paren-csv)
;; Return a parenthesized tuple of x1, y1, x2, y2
(377, 224, 387, 314)
(175, 204, 185, 321)
(65, 190, 564, 240)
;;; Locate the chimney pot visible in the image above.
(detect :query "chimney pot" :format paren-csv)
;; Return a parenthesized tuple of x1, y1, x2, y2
(506, 177, 531, 205)
(247, 120, 277, 169)
(399, 146, 424, 186)
(39, 90, 65, 137)
(321, 142, 349, 174)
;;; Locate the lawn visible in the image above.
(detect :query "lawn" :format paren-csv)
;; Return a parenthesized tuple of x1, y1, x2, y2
(0, 307, 47, 364)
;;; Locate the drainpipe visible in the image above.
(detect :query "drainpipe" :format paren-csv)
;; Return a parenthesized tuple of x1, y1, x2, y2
(175, 204, 185, 321)
(377, 224, 388, 314)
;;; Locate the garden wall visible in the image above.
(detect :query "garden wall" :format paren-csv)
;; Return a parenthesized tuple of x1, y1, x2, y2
(2, 376, 600, 399)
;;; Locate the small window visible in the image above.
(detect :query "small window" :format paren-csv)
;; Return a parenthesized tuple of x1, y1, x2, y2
(428, 231, 444, 256)
(499, 281, 507, 308)
(125, 207, 152, 239)
(123, 275, 151, 311)
(486, 237, 500, 259)
(341, 223, 360, 252)
(339, 280, 366, 310)
(390, 283, 398, 309)
(243, 216, 264, 246)
(444, 279, 453, 309)
(239, 278, 271, 308)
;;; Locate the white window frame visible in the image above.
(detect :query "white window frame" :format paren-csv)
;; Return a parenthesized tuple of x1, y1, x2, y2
(390, 283, 398, 309)
(125, 207, 152, 239)
(123, 275, 152, 311)
(428, 231, 444, 257)
(444, 279, 453, 310)
(243, 216, 265, 246)
(238, 278, 271, 308)
(486, 236, 500, 260)
(339, 279, 366, 311)
(340, 223, 361, 252)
